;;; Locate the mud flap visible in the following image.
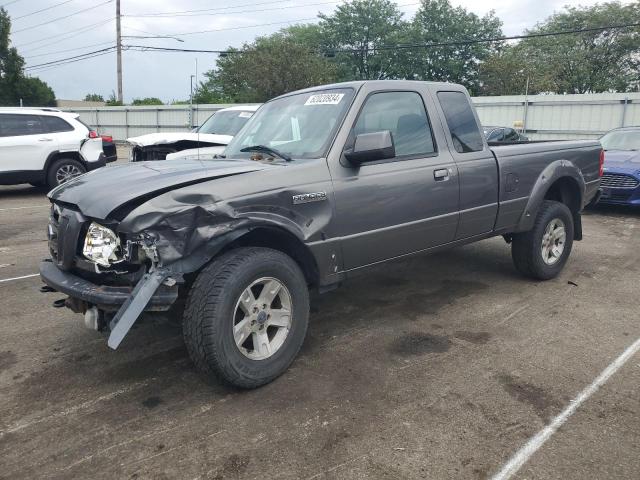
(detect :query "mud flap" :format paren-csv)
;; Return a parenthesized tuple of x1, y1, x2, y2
(107, 269, 169, 349)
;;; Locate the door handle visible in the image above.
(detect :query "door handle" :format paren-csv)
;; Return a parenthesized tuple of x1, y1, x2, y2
(38, 138, 53, 142)
(434, 168, 450, 181)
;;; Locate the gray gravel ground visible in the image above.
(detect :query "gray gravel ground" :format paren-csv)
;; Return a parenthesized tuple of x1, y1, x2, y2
(0, 166, 638, 479)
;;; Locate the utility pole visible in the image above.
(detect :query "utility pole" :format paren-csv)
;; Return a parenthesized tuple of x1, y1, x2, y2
(116, 0, 123, 103)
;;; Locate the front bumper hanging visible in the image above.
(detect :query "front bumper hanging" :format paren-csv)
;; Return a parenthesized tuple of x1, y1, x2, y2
(39, 260, 178, 311)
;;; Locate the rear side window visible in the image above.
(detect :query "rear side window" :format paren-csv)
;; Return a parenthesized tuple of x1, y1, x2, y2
(0, 114, 44, 137)
(504, 128, 520, 141)
(42, 115, 74, 133)
(437, 91, 484, 153)
(354, 91, 435, 157)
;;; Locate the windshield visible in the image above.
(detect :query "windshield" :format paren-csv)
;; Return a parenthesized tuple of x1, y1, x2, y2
(224, 88, 354, 160)
(600, 129, 640, 151)
(198, 110, 254, 136)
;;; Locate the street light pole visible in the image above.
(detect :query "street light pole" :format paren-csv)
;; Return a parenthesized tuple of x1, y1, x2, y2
(116, 0, 123, 103)
(189, 74, 195, 129)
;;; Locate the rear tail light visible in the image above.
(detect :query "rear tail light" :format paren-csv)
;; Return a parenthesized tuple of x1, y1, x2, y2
(101, 135, 113, 142)
(88, 130, 99, 139)
(599, 149, 605, 177)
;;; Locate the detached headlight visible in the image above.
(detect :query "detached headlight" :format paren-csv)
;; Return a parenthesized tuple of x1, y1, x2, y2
(83, 222, 121, 267)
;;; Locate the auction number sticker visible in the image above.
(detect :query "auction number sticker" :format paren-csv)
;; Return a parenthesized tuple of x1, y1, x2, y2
(238, 111, 253, 118)
(304, 93, 344, 106)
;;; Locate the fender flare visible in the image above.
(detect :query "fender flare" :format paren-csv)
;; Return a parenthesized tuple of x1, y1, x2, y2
(515, 159, 586, 233)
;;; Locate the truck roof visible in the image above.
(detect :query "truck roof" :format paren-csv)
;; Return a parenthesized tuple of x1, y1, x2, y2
(273, 80, 467, 101)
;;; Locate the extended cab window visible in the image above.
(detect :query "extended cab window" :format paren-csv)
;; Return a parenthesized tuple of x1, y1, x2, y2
(354, 91, 435, 157)
(0, 114, 44, 137)
(42, 115, 74, 133)
(437, 91, 484, 153)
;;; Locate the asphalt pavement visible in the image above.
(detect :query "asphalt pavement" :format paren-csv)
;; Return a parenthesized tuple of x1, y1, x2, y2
(0, 167, 638, 479)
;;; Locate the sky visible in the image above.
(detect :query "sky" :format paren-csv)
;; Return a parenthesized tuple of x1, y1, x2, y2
(2, 0, 626, 102)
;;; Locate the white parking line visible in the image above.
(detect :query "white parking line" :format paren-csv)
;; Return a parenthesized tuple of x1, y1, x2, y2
(0, 273, 39, 283)
(491, 336, 640, 480)
(0, 205, 48, 212)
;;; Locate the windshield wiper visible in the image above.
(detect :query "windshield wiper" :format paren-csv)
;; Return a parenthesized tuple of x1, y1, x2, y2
(240, 145, 292, 162)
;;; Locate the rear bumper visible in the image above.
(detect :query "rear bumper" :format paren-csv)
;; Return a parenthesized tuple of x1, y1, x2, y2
(39, 259, 178, 312)
(85, 153, 107, 171)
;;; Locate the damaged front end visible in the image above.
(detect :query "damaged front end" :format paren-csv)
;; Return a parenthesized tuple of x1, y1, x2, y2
(40, 203, 182, 348)
(39, 159, 288, 349)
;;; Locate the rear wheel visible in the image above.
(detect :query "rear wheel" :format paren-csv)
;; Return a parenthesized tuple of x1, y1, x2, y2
(183, 247, 309, 388)
(46, 158, 86, 189)
(511, 200, 574, 280)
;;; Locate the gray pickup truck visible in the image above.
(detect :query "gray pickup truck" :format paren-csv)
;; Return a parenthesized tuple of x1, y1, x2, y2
(40, 80, 602, 388)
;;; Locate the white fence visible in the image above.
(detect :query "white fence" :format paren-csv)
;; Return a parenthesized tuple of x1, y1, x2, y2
(65, 104, 260, 141)
(65, 92, 640, 142)
(474, 92, 640, 140)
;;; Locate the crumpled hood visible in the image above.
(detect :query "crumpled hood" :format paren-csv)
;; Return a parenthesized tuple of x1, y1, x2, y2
(127, 132, 233, 147)
(48, 159, 271, 219)
(603, 150, 640, 176)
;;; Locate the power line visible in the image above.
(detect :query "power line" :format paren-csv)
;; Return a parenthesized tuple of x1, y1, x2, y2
(123, 0, 301, 18)
(15, 18, 114, 50)
(12, 0, 113, 34)
(0, 0, 24, 8)
(13, 0, 76, 20)
(126, 45, 227, 54)
(126, 0, 342, 18)
(331, 21, 640, 53)
(24, 20, 640, 72)
(25, 46, 116, 70)
(170, 17, 319, 37)
(23, 41, 115, 59)
(129, 21, 640, 56)
(27, 50, 115, 73)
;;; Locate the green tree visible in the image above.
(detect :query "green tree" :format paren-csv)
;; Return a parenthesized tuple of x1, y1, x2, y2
(84, 93, 104, 102)
(318, 0, 408, 80)
(0, 8, 56, 106)
(406, 0, 503, 94)
(478, 46, 554, 96)
(514, 1, 640, 94)
(105, 90, 123, 106)
(201, 32, 338, 103)
(131, 97, 164, 106)
(193, 72, 230, 104)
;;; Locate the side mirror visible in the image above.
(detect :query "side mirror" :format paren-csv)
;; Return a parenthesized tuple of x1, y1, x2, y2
(344, 131, 395, 165)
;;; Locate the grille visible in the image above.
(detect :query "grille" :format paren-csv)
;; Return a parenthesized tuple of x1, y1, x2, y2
(600, 173, 639, 189)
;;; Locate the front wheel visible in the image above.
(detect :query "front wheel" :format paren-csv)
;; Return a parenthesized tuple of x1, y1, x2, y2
(511, 200, 574, 280)
(183, 247, 309, 388)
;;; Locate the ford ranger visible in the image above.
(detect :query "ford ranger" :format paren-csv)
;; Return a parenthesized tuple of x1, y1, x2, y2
(39, 81, 602, 388)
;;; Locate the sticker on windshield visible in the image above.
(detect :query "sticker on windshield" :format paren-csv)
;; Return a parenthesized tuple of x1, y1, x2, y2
(238, 111, 253, 118)
(304, 93, 344, 106)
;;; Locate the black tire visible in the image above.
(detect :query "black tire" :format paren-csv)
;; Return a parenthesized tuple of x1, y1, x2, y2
(183, 247, 310, 388)
(511, 200, 574, 280)
(46, 158, 86, 189)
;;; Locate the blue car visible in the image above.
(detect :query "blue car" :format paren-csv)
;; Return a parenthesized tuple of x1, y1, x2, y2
(599, 126, 640, 206)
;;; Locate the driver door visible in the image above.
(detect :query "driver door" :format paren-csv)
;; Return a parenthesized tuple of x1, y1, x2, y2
(328, 88, 460, 270)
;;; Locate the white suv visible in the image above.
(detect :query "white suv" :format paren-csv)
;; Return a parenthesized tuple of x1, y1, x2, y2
(0, 108, 105, 189)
